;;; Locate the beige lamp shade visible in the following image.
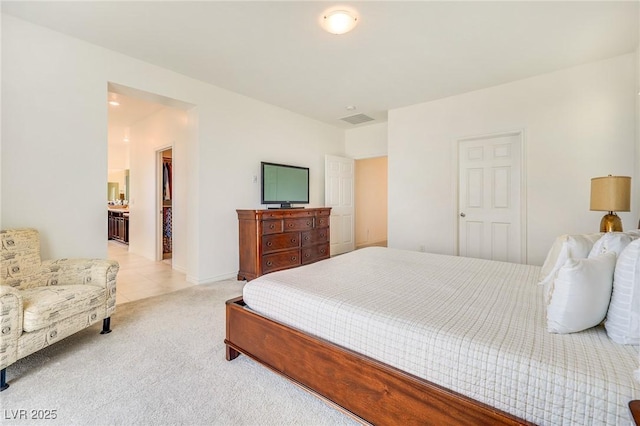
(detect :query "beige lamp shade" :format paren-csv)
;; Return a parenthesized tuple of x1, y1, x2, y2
(590, 176, 631, 212)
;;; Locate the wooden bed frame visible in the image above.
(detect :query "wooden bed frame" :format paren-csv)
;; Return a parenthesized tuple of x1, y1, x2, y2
(225, 296, 534, 425)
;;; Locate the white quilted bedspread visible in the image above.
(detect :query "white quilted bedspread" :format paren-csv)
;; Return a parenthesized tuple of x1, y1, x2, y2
(243, 247, 640, 425)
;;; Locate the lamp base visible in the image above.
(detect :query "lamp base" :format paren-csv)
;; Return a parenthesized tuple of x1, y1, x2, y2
(600, 212, 623, 232)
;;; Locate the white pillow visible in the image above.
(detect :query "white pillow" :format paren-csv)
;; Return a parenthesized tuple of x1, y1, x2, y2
(539, 233, 602, 286)
(588, 232, 632, 259)
(605, 238, 640, 344)
(547, 252, 616, 334)
(624, 229, 640, 240)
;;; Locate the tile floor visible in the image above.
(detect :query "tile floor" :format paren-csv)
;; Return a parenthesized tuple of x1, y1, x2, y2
(107, 241, 194, 305)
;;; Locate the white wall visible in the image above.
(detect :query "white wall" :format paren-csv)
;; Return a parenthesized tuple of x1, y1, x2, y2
(636, 46, 640, 230)
(1, 15, 344, 281)
(2, 16, 108, 258)
(388, 54, 638, 265)
(345, 122, 388, 159)
(197, 97, 344, 282)
(108, 142, 130, 171)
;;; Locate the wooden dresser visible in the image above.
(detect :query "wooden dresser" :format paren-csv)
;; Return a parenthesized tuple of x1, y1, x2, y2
(237, 207, 331, 281)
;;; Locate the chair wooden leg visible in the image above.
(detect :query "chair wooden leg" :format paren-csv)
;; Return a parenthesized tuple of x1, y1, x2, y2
(0, 368, 9, 391)
(100, 317, 112, 334)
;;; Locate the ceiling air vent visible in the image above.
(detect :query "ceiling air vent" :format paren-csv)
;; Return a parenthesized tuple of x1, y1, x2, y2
(340, 113, 375, 125)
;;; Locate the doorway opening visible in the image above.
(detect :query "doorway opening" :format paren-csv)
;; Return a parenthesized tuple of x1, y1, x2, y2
(107, 82, 194, 271)
(159, 147, 173, 264)
(355, 156, 388, 249)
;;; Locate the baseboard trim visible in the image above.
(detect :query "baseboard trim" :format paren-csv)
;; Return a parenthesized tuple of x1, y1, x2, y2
(172, 265, 187, 274)
(187, 272, 239, 285)
(356, 240, 388, 250)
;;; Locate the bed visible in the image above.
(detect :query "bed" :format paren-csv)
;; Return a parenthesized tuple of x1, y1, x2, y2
(225, 247, 640, 425)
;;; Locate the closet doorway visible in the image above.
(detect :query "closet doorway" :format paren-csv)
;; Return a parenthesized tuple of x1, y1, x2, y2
(355, 156, 388, 249)
(157, 147, 173, 263)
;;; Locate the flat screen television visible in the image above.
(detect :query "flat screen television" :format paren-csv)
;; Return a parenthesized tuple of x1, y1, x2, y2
(261, 162, 309, 209)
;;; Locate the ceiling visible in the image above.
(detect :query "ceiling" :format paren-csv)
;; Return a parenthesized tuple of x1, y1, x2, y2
(107, 91, 166, 147)
(3, 1, 639, 129)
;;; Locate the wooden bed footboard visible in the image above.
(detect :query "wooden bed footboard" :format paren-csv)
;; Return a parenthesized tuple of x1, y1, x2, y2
(225, 296, 532, 426)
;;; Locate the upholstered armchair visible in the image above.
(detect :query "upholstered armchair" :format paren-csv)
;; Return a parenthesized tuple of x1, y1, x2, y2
(0, 228, 118, 391)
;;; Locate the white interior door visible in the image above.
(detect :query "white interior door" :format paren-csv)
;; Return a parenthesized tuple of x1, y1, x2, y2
(325, 155, 355, 256)
(458, 133, 523, 263)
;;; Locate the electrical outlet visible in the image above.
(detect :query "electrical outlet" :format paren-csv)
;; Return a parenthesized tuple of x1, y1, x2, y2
(252, 175, 258, 184)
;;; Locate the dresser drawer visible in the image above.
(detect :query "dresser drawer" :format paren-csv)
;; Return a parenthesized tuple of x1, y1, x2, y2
(316, 214, 330, 228)
(262, 249, 301, 274)
(262, 220, 283, 235)
(301, 243, 329, 265)
(300, 229, 329, 247)
(284, 217, 314, 232)
(262, 232, 300, 254)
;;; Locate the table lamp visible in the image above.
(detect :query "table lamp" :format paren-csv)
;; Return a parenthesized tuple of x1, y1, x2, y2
(590, 175, 631, 232)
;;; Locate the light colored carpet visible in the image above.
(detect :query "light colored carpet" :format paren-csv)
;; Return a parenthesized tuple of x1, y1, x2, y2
(0, 279, 359, 425)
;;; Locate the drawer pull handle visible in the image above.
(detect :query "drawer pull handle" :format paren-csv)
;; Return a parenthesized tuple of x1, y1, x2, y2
(288, 223, 294, 228)
(306, 221, 311, 226)
(266, 261, 273, 266)
(266, 242, 272, 247)
(305, 253, 310, 257)
(320, 249, 326, 254)
(320, 233, 325, 238)
(291, 239, 297, 243)
(304, 236, 310, 241)
(291, 256, 297, 261)
(269, 224, 275, 229)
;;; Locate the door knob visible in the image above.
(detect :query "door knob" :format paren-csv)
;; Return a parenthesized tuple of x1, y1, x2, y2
(460, 212, 466, 217)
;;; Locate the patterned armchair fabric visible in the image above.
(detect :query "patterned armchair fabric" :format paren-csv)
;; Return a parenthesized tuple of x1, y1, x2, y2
(0, 228, 118, 389)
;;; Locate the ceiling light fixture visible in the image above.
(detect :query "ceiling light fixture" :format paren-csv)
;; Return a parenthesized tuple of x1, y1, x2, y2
(321, 8, 358, 35)
(109, 100, 120, 106)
